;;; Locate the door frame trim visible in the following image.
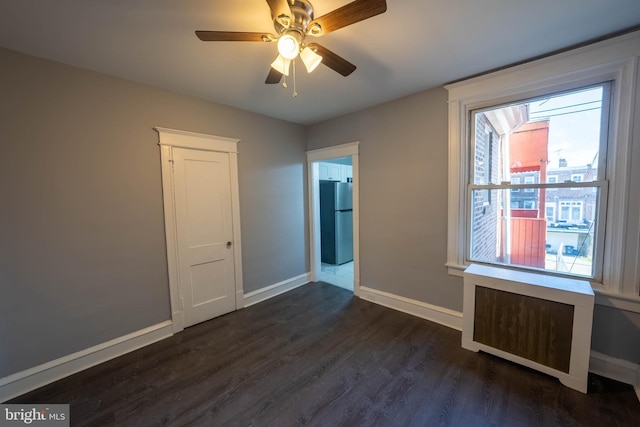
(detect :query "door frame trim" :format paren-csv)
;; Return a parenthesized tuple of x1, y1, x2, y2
(307, 142, 360, 296)
(155, 127, 244, 333)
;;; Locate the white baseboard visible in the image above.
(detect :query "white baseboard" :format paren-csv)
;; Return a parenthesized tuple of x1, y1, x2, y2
(243, 273, 310, 307)
(589, 350, 640, 396)
(0, 320, 173, 403)
(358, 285, 463, 331)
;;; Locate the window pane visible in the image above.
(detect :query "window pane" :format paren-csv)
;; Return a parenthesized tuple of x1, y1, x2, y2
(473, 117, 499, 185)
(474, 86, 605, 187)
(530, 88, 603, 183)
(470, 187, 598, 277)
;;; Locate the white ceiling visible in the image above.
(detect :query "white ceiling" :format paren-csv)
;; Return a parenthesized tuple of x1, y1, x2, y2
(1, 1, 640, 125)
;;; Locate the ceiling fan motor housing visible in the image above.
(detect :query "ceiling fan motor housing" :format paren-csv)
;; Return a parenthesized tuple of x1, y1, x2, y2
(274, 0, 315, 35)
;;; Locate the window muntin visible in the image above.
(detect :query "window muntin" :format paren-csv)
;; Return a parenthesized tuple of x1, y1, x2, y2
(468, 84, 609, 279)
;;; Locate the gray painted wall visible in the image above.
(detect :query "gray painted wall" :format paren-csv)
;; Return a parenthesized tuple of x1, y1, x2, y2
(592, 305, 640, 363)
(0, 47, 307, 377)
(307, 88, 464, 311)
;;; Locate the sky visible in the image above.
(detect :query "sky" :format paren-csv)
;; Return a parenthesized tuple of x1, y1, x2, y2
(527, 86, 603, 170)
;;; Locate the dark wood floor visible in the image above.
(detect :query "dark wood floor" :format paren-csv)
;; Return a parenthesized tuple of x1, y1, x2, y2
(11, 282, 640, 426)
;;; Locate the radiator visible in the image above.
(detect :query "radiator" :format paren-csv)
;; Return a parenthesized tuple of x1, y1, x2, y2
(462, 264, 594, 393)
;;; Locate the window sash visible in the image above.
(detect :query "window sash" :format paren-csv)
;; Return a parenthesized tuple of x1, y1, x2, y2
(465, 181, 608, 280)
(466, 80, 611, 280)
(469, 83, 611, 185)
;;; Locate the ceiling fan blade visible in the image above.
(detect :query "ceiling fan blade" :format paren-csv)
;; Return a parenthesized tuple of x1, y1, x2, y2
(308, 0, 387, 36)
(265, 68, 283, 84)
(308, 43, 356, 76)
(265, 0, 292, 21)
(195, 31, 272, 42)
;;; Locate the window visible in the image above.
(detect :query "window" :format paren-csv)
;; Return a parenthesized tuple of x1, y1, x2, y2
(511, 177, 520, 191)
(468, 85, 607, 278)
(445, 33, 640, 297)
(524, 176, 535, 192)
(571, 174, 583, 190)
(546, 205, 556, 223)
(558, 201, 583, 222)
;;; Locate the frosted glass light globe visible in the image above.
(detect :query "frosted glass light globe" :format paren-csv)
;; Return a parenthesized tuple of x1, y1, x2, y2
(278, 34, 299, 60)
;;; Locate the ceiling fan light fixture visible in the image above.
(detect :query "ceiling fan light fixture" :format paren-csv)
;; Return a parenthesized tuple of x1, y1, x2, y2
(270, 54, 291, 76)
(277, 33, 300, 60)
(300, 46, 322, 73)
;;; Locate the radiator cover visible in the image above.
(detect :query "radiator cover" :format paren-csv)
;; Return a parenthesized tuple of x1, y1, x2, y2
(462, 264, 594, 393)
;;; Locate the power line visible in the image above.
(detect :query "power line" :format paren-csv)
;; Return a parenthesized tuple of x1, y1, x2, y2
(530, 100, 601, 115)
(529, 106, 601, 118)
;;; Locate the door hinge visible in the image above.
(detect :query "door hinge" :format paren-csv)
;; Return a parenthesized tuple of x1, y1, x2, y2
(180, 296, 184, 311)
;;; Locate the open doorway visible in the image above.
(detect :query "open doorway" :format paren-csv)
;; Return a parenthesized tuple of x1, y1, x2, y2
(307, 143, 359, 295)
(318, 158, 353, 290)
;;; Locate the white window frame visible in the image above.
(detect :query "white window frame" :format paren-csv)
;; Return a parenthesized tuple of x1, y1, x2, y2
(547, 175, 558, 190)
(468, 85, 609, 280)
(445, 32, 638, 298)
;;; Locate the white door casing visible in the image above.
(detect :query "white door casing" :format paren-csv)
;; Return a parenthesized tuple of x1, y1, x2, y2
(156, 127, 244, 333)
(307, 142, 360, 296)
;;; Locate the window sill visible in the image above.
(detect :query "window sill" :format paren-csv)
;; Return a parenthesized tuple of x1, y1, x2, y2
(445, 263, 466, 277)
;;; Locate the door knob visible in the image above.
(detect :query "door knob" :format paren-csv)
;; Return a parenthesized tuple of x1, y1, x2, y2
(226, 241, 232, 249)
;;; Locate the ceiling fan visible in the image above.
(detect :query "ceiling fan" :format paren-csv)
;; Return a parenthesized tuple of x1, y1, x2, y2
(195, 0, 387, 86)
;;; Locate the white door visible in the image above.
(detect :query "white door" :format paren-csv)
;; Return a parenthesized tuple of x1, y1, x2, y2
(172, 147, 236, 327)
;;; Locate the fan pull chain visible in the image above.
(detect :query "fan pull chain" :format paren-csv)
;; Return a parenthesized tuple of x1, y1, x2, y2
(292, 59, 298, 98)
